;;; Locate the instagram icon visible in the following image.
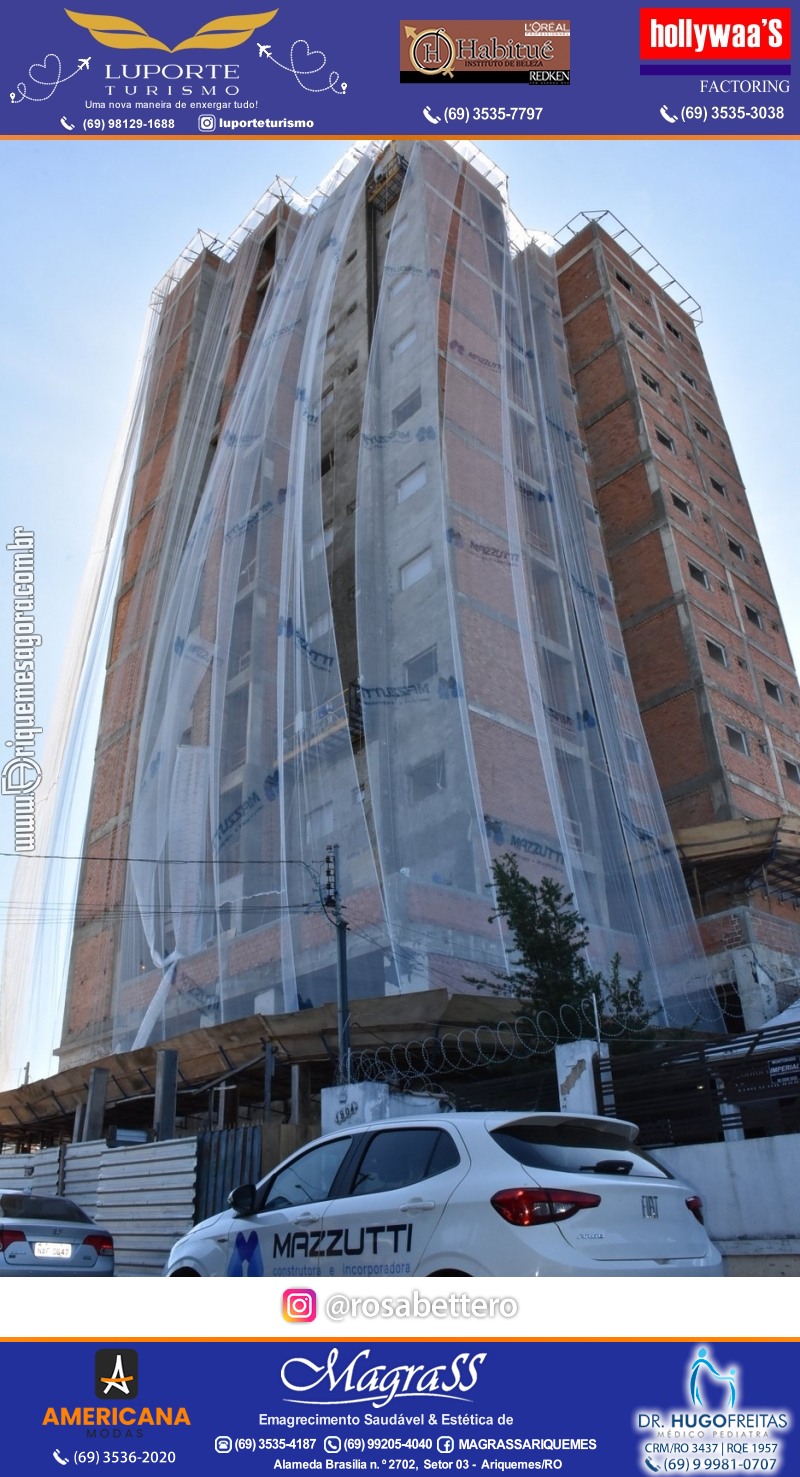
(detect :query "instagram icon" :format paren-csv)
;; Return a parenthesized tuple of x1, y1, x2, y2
(283, 1288, 317, 1322)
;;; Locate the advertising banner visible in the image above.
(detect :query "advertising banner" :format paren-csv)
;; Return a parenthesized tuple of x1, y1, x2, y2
(2, 1336, 797, 1473)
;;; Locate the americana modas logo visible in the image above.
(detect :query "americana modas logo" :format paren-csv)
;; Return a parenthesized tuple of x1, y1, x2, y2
(65, 8, 278, 51)
(95, 1349, 139, 1399)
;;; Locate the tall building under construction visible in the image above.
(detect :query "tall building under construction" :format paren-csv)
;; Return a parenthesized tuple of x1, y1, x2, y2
(56, 141, 800, 1072)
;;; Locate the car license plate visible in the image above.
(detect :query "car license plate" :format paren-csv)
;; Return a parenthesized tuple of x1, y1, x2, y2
(33, 1242, 71, 1258)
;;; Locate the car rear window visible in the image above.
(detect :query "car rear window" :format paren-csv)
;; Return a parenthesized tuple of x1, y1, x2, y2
(348, 1128, 460, 1197)
(0, 1194, 92, 1222)
(489, 1125, 671, 1180)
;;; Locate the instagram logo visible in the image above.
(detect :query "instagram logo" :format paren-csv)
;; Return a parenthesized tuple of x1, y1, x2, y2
(283, 1288, 317, 1322)
(198, 114, 216, 131)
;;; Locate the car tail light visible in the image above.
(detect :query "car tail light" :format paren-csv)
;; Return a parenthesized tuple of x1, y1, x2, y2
(685, 1196, 704, 1225)
(491, 1188, 601, 1226)
(82, 1233, 114, 1257)
(0, 1228, 26, 1251)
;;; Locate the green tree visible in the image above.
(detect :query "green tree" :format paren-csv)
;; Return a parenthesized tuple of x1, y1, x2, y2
(471, 854, 652, 1038)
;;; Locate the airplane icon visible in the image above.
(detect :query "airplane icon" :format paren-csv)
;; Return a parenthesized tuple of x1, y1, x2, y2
(78, 57, 91, 69)
(257, 43, 271, 57)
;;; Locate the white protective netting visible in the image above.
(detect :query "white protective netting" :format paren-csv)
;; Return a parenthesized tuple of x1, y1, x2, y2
(6, 141, 723, 1080)
(354, 142, 720, 1027)
(115, 144, 387, 1049)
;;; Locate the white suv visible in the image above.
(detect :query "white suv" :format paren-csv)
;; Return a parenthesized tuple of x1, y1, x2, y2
(165, 1112, 722, 1277)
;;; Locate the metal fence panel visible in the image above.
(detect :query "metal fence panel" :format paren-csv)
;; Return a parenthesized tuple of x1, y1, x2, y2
(0, 1147, 60, 1195)
(96, 1138, 198, 1277)
(195, 1125, 262, 1224)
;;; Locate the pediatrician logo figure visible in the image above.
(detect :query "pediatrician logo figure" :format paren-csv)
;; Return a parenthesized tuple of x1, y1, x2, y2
(689, 1347, 737, 1409)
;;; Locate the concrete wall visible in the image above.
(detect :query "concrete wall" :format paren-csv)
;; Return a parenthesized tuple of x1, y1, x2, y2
(660, 1133, 800, 1275)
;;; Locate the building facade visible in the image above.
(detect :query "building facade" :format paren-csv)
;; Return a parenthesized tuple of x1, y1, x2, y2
(556, 218, 800, 1025)
(59, 143, 799, 1073)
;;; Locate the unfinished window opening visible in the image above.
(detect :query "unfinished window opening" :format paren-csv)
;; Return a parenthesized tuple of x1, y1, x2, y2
(405, 646, 438, 687)
(392, 327, 418, 358)
(400, 547, 433, 590)
(409, 753, 446, 802)
(396, 463, 427, 503)
(393, 387, 422, 429)
(725, 724, 748, 756)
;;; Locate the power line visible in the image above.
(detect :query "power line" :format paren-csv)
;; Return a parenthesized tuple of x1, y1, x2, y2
(0, 850, 318, 865)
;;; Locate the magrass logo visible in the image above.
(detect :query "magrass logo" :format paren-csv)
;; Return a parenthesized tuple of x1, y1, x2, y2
(65, 7, 278, 51)
(95, 1349, 139, 1400)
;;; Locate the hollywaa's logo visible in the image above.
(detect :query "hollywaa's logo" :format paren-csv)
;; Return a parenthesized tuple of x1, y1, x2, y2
(65, 8, 278, 51)
(639, 8, 791, 62)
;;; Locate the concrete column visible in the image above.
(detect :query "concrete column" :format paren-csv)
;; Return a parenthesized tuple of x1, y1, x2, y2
(153, 1049, 178, 1141)
(82, 1067, 109, 1142)
(555, 1040, 610, 1115)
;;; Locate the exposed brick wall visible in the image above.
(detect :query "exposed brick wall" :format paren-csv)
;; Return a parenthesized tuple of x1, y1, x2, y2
(639, 689, 709, 797)
(557, 220, 800, 833)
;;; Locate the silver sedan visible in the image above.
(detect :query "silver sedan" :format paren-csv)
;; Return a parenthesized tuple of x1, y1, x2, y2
(0, 1188, 114, 1275)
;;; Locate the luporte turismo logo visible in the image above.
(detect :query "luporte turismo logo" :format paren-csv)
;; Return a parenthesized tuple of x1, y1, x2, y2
(65, 8, 279, 52)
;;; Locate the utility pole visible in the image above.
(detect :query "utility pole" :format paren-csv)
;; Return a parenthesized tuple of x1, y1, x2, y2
(324, 844, 351, 1084)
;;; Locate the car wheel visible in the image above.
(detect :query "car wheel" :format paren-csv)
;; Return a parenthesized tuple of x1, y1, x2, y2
(169, 1267, 201, 1276)
(427, 1269, 471, 1277)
